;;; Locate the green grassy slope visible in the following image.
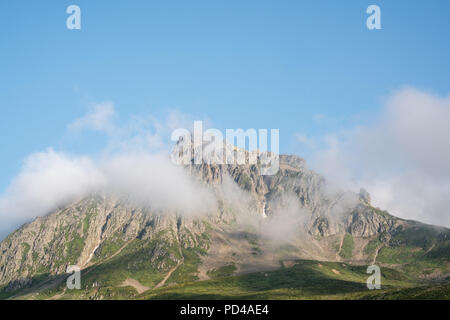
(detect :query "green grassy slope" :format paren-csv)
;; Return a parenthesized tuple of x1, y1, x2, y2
(138, 260, 431, 300)
(2, 214, 448, 300)
(4, 257, 449, 300)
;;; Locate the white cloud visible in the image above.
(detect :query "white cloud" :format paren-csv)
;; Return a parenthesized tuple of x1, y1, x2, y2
(0, 149, 217, 238)
(0, 107, 217, 239)
(102, 153, 216, 214)
(305, 88, 450, 227)
(68, 102, 116, 133)
(260, 194, 309, 242)
(0, 149, 105, 237)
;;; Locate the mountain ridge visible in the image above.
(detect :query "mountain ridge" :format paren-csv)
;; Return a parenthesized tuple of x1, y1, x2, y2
(0, 151, 449, 299)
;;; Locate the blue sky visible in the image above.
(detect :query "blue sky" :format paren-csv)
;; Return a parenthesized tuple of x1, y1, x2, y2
(0, 0, 449, 195)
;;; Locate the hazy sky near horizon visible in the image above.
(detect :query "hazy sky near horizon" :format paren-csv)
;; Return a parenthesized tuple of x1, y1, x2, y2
(0, 1, 449, 232)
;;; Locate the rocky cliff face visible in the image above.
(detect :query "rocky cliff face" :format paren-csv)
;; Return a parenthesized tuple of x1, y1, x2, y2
(0, 145, 449, 298)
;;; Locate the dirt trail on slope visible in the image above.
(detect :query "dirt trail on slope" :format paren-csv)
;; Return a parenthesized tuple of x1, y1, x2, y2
(336, 234, 345, 260)
(154, 262, 182, 289)
(371, 245, 383, 265)
(120, 278, 150, 294)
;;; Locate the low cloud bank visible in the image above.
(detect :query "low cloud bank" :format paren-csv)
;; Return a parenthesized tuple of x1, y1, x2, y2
(0, 149, 217, 239)
(297, 88, 450, 227)
(0, 107, 215, 239)
(0, 150, 103, 237)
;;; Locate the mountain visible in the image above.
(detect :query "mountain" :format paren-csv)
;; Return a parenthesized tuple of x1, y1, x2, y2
(0, 141, 449, 299)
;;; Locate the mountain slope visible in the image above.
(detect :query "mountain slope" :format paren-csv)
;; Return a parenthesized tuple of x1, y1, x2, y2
(0, 151, 449, 300)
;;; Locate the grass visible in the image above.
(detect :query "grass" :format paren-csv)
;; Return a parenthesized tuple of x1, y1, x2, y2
(4, 255, 449, 300)
(2, 213, 448, 300)
(375, 224, 450, 266)
(139, 260, 422, 300)
(376, 246, 423, 264)
(21, 243, 30, 264)
(207, 264, 237, 279)
(92, 232, 126, 262)
(364, 238, 381, 256)
(339, 234, 354, 259)
(356, 282, 450, 300)
(82, 206, 98, 234)
(65, 231, 85, 265)
(165, 247, 203, 284)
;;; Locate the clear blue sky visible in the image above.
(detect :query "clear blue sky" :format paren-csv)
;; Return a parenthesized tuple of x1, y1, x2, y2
(1, 0, 449, 192)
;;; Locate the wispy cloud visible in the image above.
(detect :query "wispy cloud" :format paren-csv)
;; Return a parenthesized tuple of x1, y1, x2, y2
(68, 102, 116, 134)
(297, 88, 450, 227)
(294, 133, 316, 149)
(312, 113, 325, 122)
